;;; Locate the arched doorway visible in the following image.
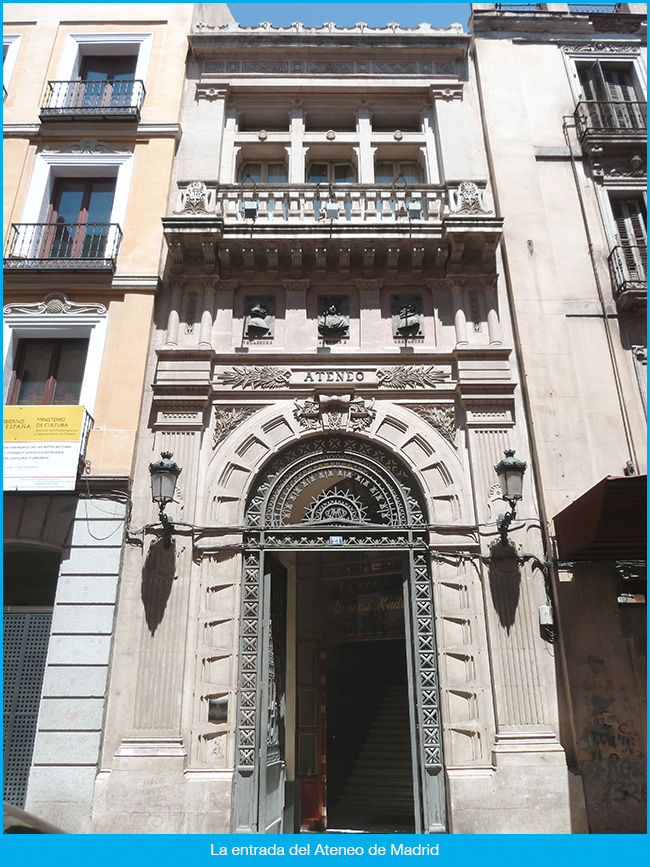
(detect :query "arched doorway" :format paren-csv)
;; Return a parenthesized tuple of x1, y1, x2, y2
(233, 435, 446, 834)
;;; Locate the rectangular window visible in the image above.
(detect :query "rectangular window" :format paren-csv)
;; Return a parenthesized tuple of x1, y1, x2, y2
(6, 338, 89, 406)
(612, 197, 647, 281)
(77, 54, 137, 108)
(44, 178, 116, 260)
(578, 62, 645, 130)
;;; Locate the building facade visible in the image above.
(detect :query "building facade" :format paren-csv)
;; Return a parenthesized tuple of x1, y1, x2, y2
(2, 2, 223, 832)
(3, 3, 645, 837)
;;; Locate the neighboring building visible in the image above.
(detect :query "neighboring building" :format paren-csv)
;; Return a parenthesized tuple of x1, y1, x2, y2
(471, 3, 646, 834)
(2, 2, 221, 832)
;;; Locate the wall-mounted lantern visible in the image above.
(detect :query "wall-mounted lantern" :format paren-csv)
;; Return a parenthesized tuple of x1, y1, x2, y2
(149, 451, 182, 547)
(494, 449, 527, 545)
(240, 174, 259, 220)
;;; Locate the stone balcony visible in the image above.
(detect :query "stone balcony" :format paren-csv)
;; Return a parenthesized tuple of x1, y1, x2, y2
(162, 180, 504, 279)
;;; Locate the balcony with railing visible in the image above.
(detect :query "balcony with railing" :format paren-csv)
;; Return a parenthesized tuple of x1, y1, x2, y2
(575, 99, 647, 146)
(4, 222, 123, 271)
(608, 244, 646, 310)
(39, 79, 145, 121)
(163, 180, 503, 277)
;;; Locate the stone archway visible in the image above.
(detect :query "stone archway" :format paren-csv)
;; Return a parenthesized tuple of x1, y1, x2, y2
(232, 434, 447, 835)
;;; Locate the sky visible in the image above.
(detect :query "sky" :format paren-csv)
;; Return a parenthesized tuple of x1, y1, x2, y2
(227, 3, 472, 30)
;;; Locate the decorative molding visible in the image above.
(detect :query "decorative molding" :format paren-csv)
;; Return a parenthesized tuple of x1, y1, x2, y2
(408, 405, 456, 447)
(449, 181, 493, 215)
(197, 20, 464, 36)
(561, 42, 641, 55)
(196, 85, 230, 101)
(213, 406, 261, 446)
(355, 279, 384, 293)
(218, 366, 291, 390)
(43, 138, 128, 155)
(293, 393, 376, 432)
(4, 292, 106, 317)
(376, 366, 448, 388)
(174, 181, 214, 215)
(282, 279, 311, 293)
(632, 345, 647, 366)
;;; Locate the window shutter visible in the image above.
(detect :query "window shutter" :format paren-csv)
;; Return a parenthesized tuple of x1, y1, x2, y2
(612, 199, 647, 280)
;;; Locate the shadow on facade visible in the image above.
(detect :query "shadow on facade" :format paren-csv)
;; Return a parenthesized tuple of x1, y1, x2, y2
(141, 537, 176, 634)
(488, 542, 521, 633)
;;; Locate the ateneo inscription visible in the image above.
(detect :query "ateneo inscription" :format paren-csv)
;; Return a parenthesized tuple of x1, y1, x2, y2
(304, 369, 365, 383)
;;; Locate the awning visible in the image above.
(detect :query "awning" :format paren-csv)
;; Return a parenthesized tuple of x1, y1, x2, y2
(553, 475, 646, 561)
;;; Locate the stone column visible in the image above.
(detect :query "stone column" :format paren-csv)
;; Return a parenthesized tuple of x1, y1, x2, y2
(199, 278, 217, 348)
(451, 281, 469, 346)
(289, 101, 306, 183)
(165, 277, 186, 347)
(486, 284, 503, 346)
(357, 101, 373, 183)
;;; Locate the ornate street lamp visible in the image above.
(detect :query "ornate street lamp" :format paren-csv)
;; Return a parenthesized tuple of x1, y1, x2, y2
(494, 449, 527, 545)
(149, 451, 182, 547)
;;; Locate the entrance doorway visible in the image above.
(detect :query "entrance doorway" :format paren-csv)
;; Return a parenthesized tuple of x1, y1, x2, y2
(294, 551, 416, 833)
(233, 434, 446, 835)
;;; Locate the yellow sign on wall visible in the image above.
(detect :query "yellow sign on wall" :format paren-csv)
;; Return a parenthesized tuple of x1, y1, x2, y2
(3, 405, 85, 442)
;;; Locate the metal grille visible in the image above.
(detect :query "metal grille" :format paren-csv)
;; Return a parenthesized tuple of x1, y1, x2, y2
(3, 611, 52, 807)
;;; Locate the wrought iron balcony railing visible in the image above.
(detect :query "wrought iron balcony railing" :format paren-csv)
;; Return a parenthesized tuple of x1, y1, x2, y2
(608, 244, 647, 309)
(4, 222, 123, 271)
(39, 79, 145, 120)
(575, 99, 647, 139)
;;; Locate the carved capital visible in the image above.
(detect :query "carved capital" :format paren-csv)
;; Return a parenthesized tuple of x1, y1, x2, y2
(355, 279, 384, 293)
(283, 279, 311, 293)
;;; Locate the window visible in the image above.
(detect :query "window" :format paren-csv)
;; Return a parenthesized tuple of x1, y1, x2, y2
(578, 62, 645, 130)
(240, 162, 288, 184)
(3, 293, 108, 417)
(3, 33, 21, 98)
(375, 161, 424, 185)
(611, 197, 647, 281)
(307, 163, 356, 184)
(43, 178, 116, 259)
(74, 54, 137, 108)
(6, 338, 89, 406)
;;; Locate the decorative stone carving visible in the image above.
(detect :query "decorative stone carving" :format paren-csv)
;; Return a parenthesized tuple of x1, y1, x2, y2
(293, 393, 376, 432)
(213, 406, 260, 447)
(318, 296, 349, 339)
(218, 366, 291, 389)
(376, 366, 447, 388)
(632, 345, 647, 365)
(561, 42, 641, 54)
(283, 280, 311, 293)
(244, 297, 275, 339)
(450, 182, 493, 215)
(196, 85, 229, 100)
(408, 405, 456, 447)
(4, 292, 106, 316)
(355, 279, 384, 293)
(43, 138, 126, 155)
(391, 295, 424, 339)
(175, 182, 213, 215)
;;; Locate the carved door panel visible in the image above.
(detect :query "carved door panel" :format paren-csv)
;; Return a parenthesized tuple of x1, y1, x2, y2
(403, 550, 446, 834)
(258, 556, 287, 834)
